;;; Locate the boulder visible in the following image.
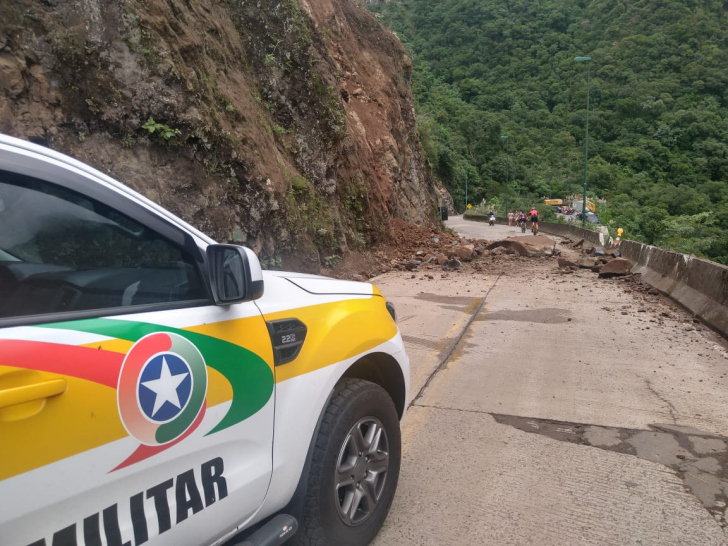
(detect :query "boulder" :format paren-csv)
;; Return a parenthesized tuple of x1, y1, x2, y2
(435, 253, 448, 265)
(599, 257, 633, 277)
(455, 244, 474, 261)
(557, 257, 577, 268)
(442, 258, 462, 271)
(605, 248, 621, 257)
(486, 240, 534, 257)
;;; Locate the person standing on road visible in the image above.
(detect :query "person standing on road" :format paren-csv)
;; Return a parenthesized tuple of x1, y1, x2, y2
(508, 211, 514, 226)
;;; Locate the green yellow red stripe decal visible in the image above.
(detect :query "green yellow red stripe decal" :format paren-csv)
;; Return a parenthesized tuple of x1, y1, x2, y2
(41, 317, 274, 435)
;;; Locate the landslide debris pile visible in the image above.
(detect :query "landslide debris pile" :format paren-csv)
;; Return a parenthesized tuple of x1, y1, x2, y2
(0, 0, 439, 271)
(344, 219, 562, 279)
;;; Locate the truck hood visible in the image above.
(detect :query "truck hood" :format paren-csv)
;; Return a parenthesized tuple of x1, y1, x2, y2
(263, 271, 375, 296)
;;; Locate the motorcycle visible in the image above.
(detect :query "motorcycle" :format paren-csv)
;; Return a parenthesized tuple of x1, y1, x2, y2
(488, 214, 495, 226)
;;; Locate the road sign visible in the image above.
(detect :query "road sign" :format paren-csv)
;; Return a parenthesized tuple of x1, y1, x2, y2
(467, 203, 472, 209)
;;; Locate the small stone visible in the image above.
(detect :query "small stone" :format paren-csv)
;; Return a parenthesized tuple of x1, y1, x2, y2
(442, 258, 462, 271)
(577, 257, 598, 268)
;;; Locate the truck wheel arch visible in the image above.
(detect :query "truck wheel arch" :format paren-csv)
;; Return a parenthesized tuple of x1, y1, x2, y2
(342, 352, 406, 419)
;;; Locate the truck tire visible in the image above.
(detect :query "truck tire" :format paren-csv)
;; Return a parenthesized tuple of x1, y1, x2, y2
(295, 378, 401, 546)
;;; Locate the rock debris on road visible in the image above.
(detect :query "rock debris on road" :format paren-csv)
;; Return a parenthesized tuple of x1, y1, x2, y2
(371, 217, 728, 546)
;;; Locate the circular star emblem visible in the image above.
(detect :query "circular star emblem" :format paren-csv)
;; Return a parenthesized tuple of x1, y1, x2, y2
(118, 332, 208, 446)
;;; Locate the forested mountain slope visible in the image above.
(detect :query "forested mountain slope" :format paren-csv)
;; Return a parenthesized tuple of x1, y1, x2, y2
(0, 0, 439, 271)
(371, 0, 728, 261)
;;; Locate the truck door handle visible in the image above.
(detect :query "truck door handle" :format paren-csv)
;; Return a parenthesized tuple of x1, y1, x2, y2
(0, 379, 67, 408)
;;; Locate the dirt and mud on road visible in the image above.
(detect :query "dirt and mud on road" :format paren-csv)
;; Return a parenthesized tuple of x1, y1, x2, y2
(371, 217, 728, 546)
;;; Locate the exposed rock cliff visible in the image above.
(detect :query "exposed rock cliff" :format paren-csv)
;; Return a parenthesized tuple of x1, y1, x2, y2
(0, 0, 438, 270)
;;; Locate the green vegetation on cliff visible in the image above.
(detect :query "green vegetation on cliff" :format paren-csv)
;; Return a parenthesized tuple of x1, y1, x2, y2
(371, 0, 728, 261)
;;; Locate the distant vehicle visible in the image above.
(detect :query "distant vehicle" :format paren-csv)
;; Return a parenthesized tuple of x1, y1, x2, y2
(572, 199, 596, 213)
(544, 199, 563, 206)
(580, 211, 600, 224)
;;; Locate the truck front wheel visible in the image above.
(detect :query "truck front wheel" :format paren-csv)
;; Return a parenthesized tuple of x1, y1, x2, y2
(296, 378, 401, 545)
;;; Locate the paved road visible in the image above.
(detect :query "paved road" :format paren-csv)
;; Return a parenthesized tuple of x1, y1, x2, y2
(371, 216, 728, 545)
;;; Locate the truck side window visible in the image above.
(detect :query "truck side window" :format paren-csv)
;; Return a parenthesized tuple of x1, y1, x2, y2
(0, 173, 207, 320)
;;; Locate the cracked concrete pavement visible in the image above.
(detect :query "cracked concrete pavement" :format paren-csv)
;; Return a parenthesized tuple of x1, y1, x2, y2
(371, 217, 728, 545)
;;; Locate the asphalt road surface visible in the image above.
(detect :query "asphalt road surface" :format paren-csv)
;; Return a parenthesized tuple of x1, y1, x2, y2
(371, 216, 728, 546)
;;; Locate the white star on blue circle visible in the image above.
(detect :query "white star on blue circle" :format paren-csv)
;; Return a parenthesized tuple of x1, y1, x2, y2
(138, 353, 192, 422)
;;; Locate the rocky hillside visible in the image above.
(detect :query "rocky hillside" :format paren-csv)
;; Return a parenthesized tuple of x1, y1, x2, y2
(0, 0, 439, 271)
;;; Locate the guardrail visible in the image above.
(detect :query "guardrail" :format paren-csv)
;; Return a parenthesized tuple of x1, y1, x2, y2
(620, 240, 728, 338)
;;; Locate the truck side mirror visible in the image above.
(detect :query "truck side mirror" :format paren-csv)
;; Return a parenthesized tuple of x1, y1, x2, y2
(206, 244, 264, 304)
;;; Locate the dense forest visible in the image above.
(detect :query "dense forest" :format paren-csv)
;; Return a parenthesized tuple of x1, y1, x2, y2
(369, 0, 728, 262)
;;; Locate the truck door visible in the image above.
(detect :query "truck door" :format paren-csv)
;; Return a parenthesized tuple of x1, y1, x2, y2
(0, 170, 274, 546)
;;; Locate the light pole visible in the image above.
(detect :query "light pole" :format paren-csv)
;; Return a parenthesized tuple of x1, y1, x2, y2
(501, 134, 509, 216)
(574, 56, 591, 227)
(464, 166, 468, 212)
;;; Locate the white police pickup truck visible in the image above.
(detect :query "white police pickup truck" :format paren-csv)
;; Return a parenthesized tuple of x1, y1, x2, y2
(0, 134, 409, 546)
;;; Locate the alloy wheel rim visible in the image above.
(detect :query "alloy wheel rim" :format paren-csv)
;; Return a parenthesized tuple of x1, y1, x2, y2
(334, 416, 390, 526)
